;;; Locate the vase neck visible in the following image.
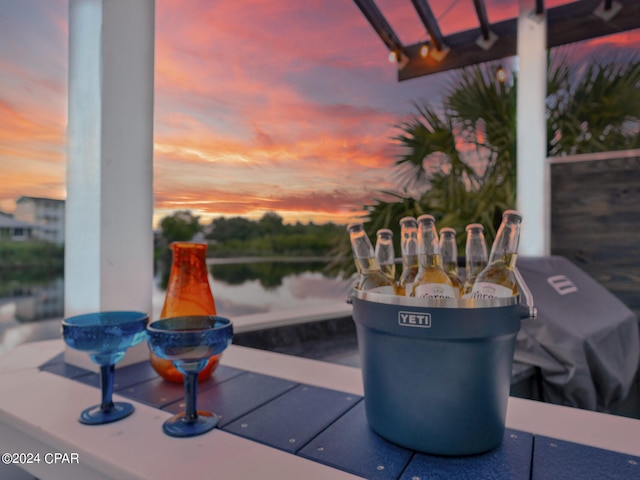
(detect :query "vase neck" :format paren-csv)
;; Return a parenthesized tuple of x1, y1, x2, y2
(161, 242, 217, 317)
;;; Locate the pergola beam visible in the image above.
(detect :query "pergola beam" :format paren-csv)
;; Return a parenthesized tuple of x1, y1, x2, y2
(473, 0, 492, 41)
(353, 0, 405, 57)
(410, 0, 446, 52)
(400, 17, 516, 80)
(399, 0, 640, 81)
(353, 0, 639, 80)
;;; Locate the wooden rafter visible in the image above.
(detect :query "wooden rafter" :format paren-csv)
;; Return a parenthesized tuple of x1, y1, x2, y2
(353, 0, 405, 57)
(352, 0, 640, 82)
(410, 0, 446, 52)
(472, 0, 492, 41)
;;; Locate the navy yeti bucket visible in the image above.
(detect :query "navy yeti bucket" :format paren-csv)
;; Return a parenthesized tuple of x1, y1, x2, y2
(351, 290, 533, 456)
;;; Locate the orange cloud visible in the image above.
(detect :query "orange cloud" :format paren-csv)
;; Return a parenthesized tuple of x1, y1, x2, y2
(0, 99, 64, 145)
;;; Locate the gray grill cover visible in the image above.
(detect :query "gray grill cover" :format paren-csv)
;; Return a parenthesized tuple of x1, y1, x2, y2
(515, 256, 639, 410)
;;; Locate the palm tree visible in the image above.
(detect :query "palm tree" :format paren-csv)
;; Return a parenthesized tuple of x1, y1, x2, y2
(329, 53, 640, 277)
(547, 53, 640, 156)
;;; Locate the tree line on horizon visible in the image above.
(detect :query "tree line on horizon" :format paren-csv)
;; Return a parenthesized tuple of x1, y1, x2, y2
(157, 210, 345, 258)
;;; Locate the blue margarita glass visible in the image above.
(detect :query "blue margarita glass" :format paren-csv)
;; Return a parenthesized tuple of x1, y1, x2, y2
(62, 311, 148, 425)
(146, 315, 233, 437)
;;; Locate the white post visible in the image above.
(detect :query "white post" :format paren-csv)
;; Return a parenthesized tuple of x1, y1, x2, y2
(517, 0, 549, 256)
(65, 0, 155, 369)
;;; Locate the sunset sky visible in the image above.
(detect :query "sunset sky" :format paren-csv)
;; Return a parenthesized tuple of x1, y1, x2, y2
(1, 0, 638, 227)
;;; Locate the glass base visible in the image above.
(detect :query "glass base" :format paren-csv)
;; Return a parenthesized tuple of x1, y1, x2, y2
(162, 411, 219, 438)
(79, 402, 135, 425)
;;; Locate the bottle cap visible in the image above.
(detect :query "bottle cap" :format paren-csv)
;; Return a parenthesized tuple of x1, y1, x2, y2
(502, 210, 522, 221)
(466, 223, 484, 231)
(416, 214, 435, 223)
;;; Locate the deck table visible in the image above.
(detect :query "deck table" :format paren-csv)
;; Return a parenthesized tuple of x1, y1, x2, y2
(0, 340, 639, 479)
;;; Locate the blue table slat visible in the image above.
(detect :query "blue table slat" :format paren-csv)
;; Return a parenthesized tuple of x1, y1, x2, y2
(532, 435, 640, 480)
(73, 372, 101, 388)
(224, 384, 362, 453)
(39, 352, 65, 368)
(298, 400, 414, 480)
(163, 371, 298, 427)
(399, 429, 532, 480)
(39, 353, 94, 380)
(119, 376, 195, 408)
(113, 360, 162, 390)
(120, 364, 244, 408)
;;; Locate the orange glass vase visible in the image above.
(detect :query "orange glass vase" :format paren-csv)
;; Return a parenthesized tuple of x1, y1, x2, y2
(150, 242, 221, 383)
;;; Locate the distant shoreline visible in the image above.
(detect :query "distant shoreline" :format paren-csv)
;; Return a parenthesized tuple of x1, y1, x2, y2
(206, 256, 331, 265)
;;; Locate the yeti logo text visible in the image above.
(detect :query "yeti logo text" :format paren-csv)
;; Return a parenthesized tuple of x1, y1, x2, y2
(398, 311, 431, 328)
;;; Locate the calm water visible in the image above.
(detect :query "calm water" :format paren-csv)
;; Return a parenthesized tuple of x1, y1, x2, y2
(0, 259, 354, 356)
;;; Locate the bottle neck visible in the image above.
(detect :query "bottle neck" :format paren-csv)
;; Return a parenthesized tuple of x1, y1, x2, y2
(417, 219, 441, 267)
(402, 253, 419, 268)
(442, 259, 458, 275)
(465, 234, 488, 274)
(466, 259, 487, 277)
(488, 217, 521, 268)
(355, 257, 381, 274)
(375, 237, 395, 268)
(440, 234, 458, 274)
(419, 253, 443, 269)
(489, 252, 518, 270)
(400, 226, 418, 259)
(349, 227, 379, 267)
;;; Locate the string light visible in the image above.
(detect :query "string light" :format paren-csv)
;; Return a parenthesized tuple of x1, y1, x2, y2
(496, 65, 506, 83)
(389, 51, 398, 63)
(420, 44, 429, 58)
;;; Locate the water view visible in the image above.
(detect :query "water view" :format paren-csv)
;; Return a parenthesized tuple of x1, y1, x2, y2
(0, 259, 355, 356)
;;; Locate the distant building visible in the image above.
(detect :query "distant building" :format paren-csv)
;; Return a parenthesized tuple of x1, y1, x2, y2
(14, 196, 65, 244)
(0, 212, 35, 241)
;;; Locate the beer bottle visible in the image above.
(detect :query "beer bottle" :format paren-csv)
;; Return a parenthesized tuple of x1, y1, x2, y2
(470, 210, 522, 299)
(347, 223, 396, 294)
(462, 223, 489, 298)
(398, 216, 419, 296)
(375, 228, 396, 284)
(411, 215, 456, 299)
(439, 227, 463, 298)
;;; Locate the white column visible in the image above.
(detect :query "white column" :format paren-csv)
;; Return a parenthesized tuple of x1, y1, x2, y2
(65, 0, 155, 368)
(517, 0, 549, 256)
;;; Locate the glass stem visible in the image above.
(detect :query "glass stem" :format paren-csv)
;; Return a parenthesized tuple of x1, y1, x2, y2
(184, 373, 199, 422)
(100, 364, 115, 412)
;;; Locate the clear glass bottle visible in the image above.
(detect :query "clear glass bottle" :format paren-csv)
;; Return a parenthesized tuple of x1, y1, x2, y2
(470, 210, 522, 299)
(375, 228, 396, 284)
(411, 215, 456, 299)
(347, 223, 396, 294)
(462, 223, 489, 298)
(398, 216, 419, 296)
(439, 227, 463, 298)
